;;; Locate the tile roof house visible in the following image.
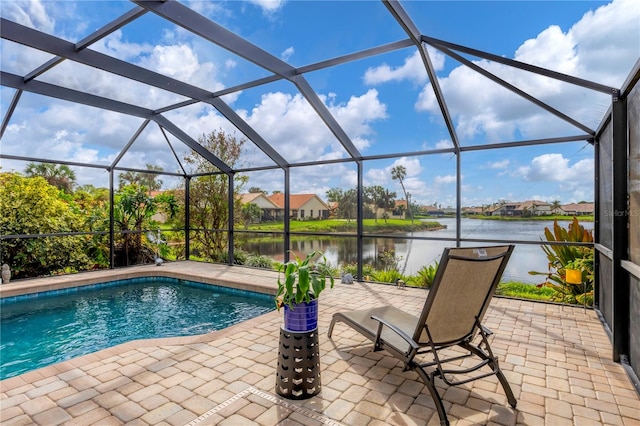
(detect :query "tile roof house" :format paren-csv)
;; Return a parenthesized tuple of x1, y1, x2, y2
(239, 193, 282, 221)
(517, 200, 553, 216)
(268, 193, 330, 220)
(422, 205, 446, 216)
(488, 200, 552, 216)
(560, 202, 595, 215)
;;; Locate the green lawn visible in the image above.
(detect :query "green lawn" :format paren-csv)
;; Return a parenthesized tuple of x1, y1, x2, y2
(244, 218, 444, 233)
(495, 281, 555, 300)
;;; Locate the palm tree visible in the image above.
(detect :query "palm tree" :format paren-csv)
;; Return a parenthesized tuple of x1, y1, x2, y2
(118, 164, 163, 193)
(365, 185, 386, 223)
(25, 162, 76, 192)
(380, 189, 396, 223)
(141, 164, 163, 192)
(391, 165, 413, 223)
(118, 170, 141, 189)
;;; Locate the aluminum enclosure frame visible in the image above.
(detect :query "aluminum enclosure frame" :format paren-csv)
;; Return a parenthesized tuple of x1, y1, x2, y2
(0, 0, 630, 351)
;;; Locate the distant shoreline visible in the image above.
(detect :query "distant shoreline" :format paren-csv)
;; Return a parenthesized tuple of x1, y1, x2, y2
(418, 215, 594, 222)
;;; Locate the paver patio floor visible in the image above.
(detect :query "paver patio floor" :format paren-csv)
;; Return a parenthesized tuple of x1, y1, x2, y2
(1, 262, 639, 425)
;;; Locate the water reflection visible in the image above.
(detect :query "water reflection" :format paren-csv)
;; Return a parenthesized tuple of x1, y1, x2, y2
(238, 218, 593, 284)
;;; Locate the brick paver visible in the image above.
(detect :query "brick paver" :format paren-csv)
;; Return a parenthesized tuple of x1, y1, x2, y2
(1, 262, 639, 425)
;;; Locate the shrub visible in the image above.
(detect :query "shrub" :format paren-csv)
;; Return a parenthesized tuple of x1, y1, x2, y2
(528, 217, 594, 305)
(245, 254, 274, 269)
(496, 282, 555, 301)
(341, 262, 374, 280)
(410, 261, 439, 288)
(370, 269, 405, 284)
(0, 173, 94, 278)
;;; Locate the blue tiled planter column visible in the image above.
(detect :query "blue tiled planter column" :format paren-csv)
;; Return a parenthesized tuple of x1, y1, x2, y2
(283, 298, 318, 332)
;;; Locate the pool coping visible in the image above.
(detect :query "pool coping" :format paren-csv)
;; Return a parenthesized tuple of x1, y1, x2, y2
(0, 260, 280, 299)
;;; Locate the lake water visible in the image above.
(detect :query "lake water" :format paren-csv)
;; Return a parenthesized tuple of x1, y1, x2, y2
(240, 218, 593, 284)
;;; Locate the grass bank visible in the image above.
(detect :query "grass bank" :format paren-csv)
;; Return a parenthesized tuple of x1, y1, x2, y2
(245, 218, 444, 233)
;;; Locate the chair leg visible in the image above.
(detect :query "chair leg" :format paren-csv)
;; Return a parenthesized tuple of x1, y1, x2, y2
(327, 318, 336, 338)
(411, 362, 449, 426)
(462, 341, 517, 409)
(495, 367, 517, 408)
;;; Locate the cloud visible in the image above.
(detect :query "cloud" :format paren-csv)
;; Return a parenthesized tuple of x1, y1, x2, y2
(363, 157, 442, 203)
(364, 48, 444, 86)
(434, 174, 457, 185)
(489, 159, 510, 169)
(513, 153, 594, 201)
(434, 139, 454, 150)
(1, 0, 55, 33)
(514, 153, 593, 182)
(248, 0, 285, 13)
(415, 0, 639, 142)
(235, 89, 387, 163)
(281, 47, 295, 61)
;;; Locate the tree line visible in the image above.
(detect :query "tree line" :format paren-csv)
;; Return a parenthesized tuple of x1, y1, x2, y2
(0, 129, 247, 279)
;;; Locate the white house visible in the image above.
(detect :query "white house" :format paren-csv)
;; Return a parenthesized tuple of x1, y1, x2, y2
(269, 193, 330, 220)
(239, 193, 282, 221)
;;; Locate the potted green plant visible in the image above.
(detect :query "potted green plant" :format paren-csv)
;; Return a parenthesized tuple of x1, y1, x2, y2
(276, 250, 334, 332)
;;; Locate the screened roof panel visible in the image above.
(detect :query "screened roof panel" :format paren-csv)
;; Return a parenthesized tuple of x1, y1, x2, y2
(425, 52, 595, 146)
(113, 121, 187, 173)
(474, 61, 613, 131)
(216, 1, 405, 68)
(0, 39, 57, 76)
(1, 91, 142, 166)
(103, 9, 275, 92)
(0, 1, 133, 40)
(160, 103, 280, 171)
(229, 80, 352, 164)
(34, 61, 191, 109)
(402, 1, 610, 58)
(304, 45, 454, 157)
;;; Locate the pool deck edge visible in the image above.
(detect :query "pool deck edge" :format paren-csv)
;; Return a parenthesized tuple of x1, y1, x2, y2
(0, 261, 280, 299)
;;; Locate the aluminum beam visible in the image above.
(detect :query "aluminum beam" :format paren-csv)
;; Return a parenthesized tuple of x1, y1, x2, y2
(75, 6, 147, 51)
(1, 71, 153, 118)
(213, 39, 414, 99)
(159, 125, 188, 176)
(611, 91, 630, 362)
(0, 89, 21, 139)
(24, 7, 147, 83)
(382, 0, 461, 151)
(110, 120, 151, 169)
(296, 39, 414, 74)
(0, 154, 109, 170)
(153, 115, 233, 174)
(422, 35, 616, 94)
(437, 45, 595, 135)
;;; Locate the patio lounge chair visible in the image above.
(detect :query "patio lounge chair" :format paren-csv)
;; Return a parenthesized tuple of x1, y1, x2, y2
(328, 245, 517, 426)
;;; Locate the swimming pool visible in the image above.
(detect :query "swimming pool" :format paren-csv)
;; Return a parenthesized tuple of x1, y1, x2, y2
(0, 277, 275, 380)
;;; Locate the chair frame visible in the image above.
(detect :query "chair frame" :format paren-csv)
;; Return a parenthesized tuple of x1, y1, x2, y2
(328, 245, 517, 426)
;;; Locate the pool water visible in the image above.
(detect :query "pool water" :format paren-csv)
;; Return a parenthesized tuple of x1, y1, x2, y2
(0, 277, 275, 380)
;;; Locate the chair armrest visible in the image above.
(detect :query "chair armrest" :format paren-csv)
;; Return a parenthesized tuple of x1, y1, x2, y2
(480, 324, 493, 336)
(371, 315, 420, 351)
